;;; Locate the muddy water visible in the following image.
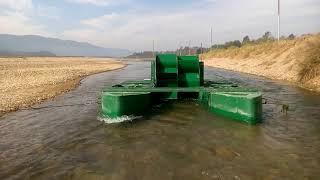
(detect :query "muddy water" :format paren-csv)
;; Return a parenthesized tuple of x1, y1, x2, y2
(0, 61, 319, 180)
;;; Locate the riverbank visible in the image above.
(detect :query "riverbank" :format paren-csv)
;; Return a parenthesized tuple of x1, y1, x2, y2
(202, 34, 320, 92)
(0, 57, 125, 116)
(1, 61, 319, 179)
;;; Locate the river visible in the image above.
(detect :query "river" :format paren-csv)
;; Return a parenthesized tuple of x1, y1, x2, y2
(0, 61, 319, 180)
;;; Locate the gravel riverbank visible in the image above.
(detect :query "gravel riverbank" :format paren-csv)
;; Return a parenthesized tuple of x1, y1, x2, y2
(0, 57, 125, 116)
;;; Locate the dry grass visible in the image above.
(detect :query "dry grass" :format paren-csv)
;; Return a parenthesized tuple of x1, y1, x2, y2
(202, 38, 300, 60)
(202, 33, 320, 91)
(298, 40, 320, 80)
(0, 57, 125, 116)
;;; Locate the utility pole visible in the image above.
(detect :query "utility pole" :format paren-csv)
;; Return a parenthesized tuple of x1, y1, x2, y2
(188, 40, 191, 55)
(200, 42, 203, 61)
(152, 40, 155, 57)
(277, 0, 280, 41)
(210, 27, 213, 50)
(178, 42, 182, 56)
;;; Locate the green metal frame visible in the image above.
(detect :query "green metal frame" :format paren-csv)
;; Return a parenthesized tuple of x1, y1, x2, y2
(101, 54, 263, 124)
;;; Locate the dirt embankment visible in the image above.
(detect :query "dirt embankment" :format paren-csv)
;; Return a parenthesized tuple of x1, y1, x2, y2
(202, 34, 320, 92)
(0, 57, 125, 116)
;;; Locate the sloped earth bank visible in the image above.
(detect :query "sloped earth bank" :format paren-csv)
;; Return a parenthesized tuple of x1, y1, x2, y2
(203, 34, 320, 92)
(0, 57, 125, 116)
(0, 61, 319, 179)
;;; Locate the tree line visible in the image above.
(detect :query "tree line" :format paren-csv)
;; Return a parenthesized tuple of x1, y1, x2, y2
(127, 32, 296, 58)
(210, 31, 295, 50)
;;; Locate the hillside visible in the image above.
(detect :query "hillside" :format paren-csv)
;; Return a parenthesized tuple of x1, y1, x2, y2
(0, 34, 131, 57)
(202, 33, 320, 91)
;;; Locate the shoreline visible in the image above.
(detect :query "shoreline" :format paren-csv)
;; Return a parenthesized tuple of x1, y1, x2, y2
(0, 57, 126, 117)
(203, 58, 320, 93)
(202, 34, 320, 93)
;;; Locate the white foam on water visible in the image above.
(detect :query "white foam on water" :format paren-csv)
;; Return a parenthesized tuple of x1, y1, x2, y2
(98, 115, 142, 124)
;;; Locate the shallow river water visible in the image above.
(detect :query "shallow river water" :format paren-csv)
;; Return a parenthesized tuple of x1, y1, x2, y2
(0, 61, 320, 180)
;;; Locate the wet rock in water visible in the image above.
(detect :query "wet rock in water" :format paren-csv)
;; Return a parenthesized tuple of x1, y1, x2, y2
(234, 175, 241, 180)
(212, 146, 238, 160)
(288, 153, 299, 160)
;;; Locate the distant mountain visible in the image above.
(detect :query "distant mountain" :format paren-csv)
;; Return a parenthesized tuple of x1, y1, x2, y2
(0, 34, 131, 57)
(0, 50, 56, 57)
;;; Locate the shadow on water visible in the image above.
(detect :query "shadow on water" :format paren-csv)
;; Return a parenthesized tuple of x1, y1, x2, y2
(0, 61, 319, 180)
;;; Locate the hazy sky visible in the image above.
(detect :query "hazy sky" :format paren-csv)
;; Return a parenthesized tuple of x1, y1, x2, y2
(0, 0, 319, 51)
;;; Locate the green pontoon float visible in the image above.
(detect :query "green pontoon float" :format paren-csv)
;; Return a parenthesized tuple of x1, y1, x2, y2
(101, 54, 262, 124)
